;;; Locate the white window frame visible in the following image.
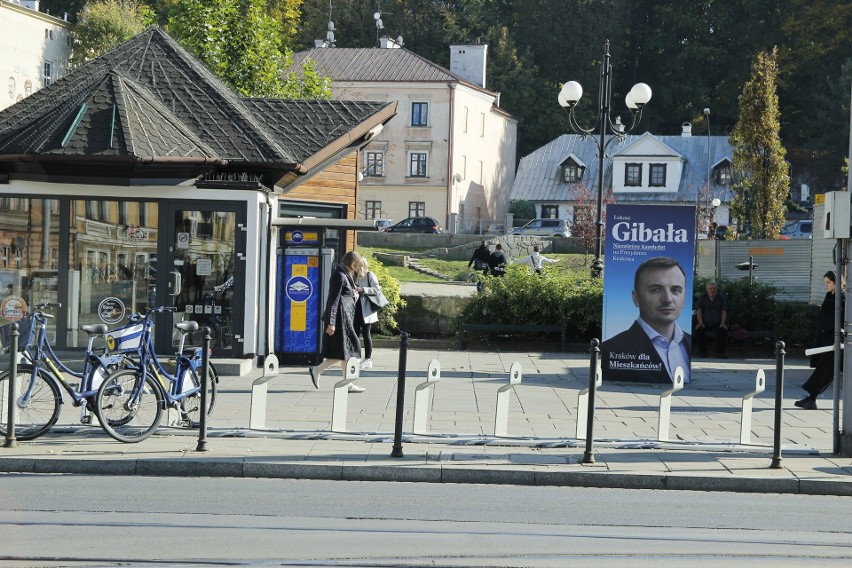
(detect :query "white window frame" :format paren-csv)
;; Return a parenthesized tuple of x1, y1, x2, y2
(365, 200, 382, 219)
(43, 61, 52, 86)
(409, 202, 426, 217)
(365, 151, 384, 177)
(408, 151, 428, 177)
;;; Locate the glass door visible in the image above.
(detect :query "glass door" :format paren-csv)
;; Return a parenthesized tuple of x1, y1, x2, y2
(158, 204, 244, 357)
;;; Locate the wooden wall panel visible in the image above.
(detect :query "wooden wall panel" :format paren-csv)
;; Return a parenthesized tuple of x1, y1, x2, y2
(282, 154, 358, 220)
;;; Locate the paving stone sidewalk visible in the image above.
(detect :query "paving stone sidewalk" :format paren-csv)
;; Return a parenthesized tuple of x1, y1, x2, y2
(2, 347, 851, 496)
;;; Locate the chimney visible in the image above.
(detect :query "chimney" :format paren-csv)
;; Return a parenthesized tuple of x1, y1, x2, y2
(450, 44, 487, 88)
(681, 122, 692, 137)
(379, 36, 403, 49)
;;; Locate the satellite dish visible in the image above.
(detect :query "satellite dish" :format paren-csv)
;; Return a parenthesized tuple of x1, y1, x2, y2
(397, 35, 404, 45)
(376, 18, 384, 30)
(328, 21, 334, 31)
(326, 30, 335, 43)
(453, 173, 463, 183)
(374, 12, 381, 19)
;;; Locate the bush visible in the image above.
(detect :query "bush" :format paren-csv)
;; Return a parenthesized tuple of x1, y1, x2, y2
(694, 276, 776, 334)
(694, 276, 817, 347)
(361, 250, 405, 335)
(461, 264, 602, 338)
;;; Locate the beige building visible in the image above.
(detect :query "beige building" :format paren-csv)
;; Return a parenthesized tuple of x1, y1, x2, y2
(0, 0, 72, 112)
(292, 40, 517, 233)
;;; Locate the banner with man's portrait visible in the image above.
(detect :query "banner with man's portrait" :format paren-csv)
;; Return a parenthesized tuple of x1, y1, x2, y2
(601, 204, 696, 384)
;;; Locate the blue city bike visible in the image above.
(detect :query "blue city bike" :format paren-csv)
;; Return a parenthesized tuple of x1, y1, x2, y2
(0, 303, 130, 441)
(95, 307, 217, 443)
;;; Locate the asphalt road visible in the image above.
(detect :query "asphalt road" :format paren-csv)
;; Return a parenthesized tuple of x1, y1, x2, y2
(2, 475, 852, 566)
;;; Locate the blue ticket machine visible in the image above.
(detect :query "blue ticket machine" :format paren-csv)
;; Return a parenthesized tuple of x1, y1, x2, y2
(274, 228, 336, 365)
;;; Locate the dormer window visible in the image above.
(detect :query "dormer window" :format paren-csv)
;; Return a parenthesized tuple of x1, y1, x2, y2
(563, 164, 579, 182)
(625, 163, 642, 186)
(649, 163, 666, 187)
(717, 165, 732, 185)
(560, 154, 586, 183)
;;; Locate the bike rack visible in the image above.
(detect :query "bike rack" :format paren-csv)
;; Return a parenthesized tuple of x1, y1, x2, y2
(413, 359, 440, 435)
(331, 357, 361, 432)
(740, 369, 766, 444)
(657, 366, 685, 441)
(575, 359, 602, 439)
(494, 362, 523, 437)
(248, 354, 279, 429)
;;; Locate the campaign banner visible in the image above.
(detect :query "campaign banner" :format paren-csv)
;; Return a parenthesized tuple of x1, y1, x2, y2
(601, 204, 696, 384)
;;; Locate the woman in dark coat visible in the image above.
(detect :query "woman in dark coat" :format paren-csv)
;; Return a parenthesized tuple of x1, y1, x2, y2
(309, 250, 365, 392)
(796, 270, 843, 409)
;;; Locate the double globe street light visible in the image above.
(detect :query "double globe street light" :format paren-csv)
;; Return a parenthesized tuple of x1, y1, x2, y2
(558, 40, 652, 278)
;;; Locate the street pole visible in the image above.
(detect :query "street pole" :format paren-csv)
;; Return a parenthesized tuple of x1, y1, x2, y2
(558, 40, 651, 280)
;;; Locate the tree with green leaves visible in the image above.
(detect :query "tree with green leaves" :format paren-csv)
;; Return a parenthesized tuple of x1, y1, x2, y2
(168, 0, 329, 98)
(71, 0, 155, 67)
(730, 48, 789, 239)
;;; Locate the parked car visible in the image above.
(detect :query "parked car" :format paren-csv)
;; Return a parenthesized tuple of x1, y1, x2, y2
(484, 224, 506, 235)
(385, 216, 443, 234)
(778, 219, 813, 240)
(509, 218, 571, 238)
(375, 219, 394, 231)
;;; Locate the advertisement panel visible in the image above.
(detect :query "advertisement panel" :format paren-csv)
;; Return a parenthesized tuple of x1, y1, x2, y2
(275, 252, 322, 356)
(601, 204, 696, 384)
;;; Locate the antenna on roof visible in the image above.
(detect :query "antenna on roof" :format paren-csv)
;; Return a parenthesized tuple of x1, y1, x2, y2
(315, 0, 336, 48)
(373, 1, 395, 46)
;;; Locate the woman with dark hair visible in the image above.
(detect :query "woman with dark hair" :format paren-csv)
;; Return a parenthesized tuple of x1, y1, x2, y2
(309, 250, 365, 393)
(796, 270, 843, 409)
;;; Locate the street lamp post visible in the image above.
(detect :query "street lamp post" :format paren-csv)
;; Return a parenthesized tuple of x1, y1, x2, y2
(704, 107, 712, 195)
(558, 40, 652, 278)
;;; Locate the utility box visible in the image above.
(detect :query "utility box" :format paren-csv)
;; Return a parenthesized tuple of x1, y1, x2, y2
(823, 191, 851, 239)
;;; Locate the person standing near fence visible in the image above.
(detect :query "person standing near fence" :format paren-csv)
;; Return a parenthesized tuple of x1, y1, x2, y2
(796, 270, 844, 410)
(694, 280, 728, 358)
(354, 258, 387, 373)
(309, 251, 365, 393)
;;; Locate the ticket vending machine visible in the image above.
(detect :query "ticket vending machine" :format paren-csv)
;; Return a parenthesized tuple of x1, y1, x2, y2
(274, 228, 336, 365)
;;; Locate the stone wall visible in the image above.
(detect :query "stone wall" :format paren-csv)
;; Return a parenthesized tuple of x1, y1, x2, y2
(359, 232, 587, 260)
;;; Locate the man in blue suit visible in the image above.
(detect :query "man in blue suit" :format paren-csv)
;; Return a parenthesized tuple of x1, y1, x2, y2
(601, 256, 691, 384)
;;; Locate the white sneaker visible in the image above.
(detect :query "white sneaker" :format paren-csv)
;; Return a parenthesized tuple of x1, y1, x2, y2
(348, 383, 366, 393)
(359, 359, 372, 370)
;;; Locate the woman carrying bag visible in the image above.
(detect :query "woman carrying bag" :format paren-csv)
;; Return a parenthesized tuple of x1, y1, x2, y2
(309, 250, 364, 392)
(354, 258, 389, 370)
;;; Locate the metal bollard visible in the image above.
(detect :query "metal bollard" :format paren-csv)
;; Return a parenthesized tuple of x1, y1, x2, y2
(582, 339, 600, 464)
(391, 332, 409, 458)
(770, 341, 786, 469)
(575, 357, 601, 439)
(196, 327, 211, 452)
(4, 323, 19, 448)
(658, 367, 685, 442)
(740, 369, 766, 445)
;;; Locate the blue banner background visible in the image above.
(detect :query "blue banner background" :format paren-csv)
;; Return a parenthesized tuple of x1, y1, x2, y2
(602, 204, 696, 342)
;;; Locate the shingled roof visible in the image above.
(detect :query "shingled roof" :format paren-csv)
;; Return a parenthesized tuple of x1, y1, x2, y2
(0, 27, 395, 185)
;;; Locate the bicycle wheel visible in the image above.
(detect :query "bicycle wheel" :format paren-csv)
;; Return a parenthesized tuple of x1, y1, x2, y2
(96, 369, 163, 443)
(0, 364, 61, 441)
(179, 364, 217, 427)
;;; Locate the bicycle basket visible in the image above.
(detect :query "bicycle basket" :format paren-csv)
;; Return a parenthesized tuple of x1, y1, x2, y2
(106, 322, 145, 353)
